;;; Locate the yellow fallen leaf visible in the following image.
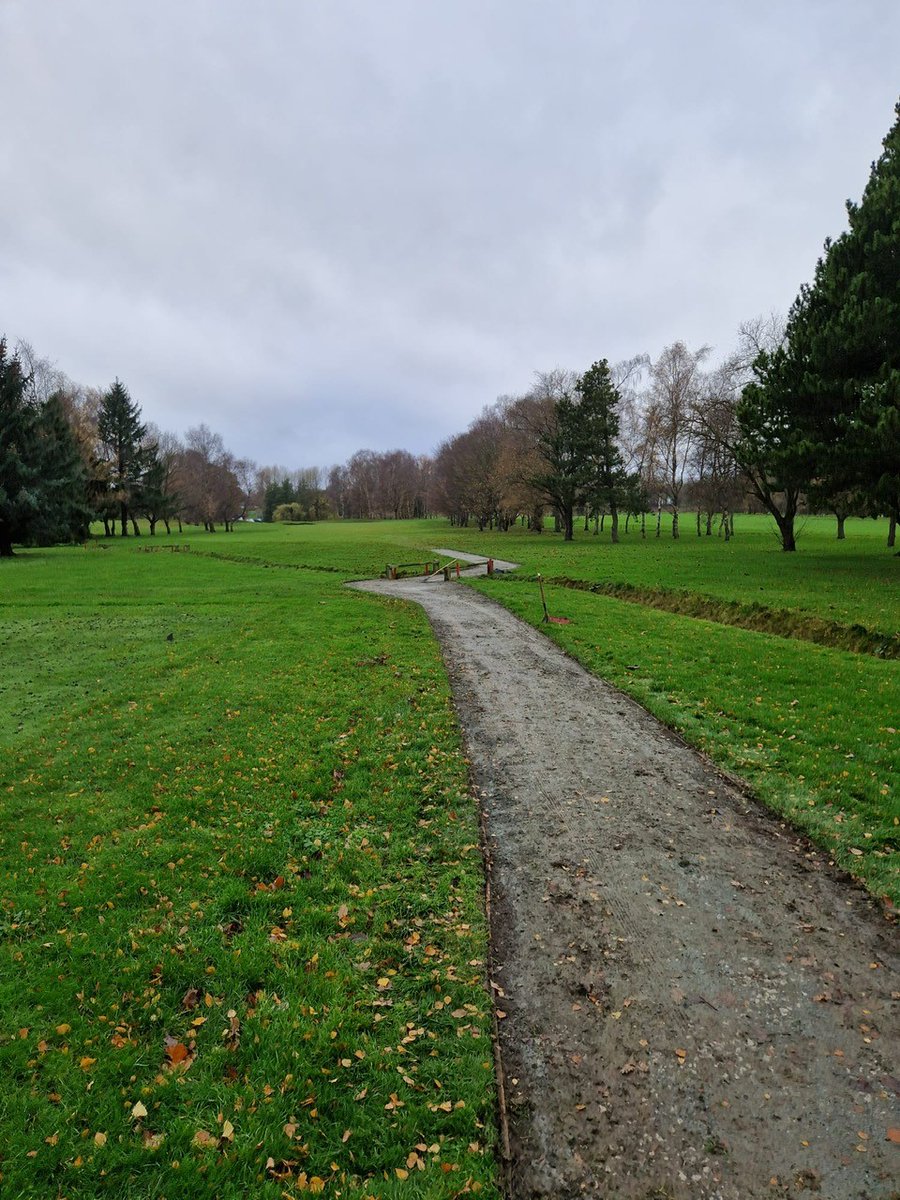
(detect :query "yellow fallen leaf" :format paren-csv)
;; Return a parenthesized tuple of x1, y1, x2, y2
(79, 1056, 96, 1070)
(131, 1101, 148, 1120)
(94, 1131, 107, 1147)
(56, 1024, 71, 1035)
(395, 1167, 409, 1179)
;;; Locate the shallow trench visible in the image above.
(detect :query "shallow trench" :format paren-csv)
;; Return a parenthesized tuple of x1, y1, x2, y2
(350, 561, 898, 1200)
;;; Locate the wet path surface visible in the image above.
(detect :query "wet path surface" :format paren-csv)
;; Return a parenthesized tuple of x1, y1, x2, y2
(350, 569, 898, 1199)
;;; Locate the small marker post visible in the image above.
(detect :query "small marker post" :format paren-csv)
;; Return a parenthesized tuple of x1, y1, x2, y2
(537, 573, 550, 623)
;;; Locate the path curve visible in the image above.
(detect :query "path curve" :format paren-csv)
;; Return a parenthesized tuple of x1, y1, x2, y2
(349, 569, 898, 1199)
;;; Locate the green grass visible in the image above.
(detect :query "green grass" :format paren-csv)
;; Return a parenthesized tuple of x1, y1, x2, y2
(2, 514, 898, 1197)
(421, 513, 899, 633)
(0, 536, 500, 1199)
(470, 577, 899, 902)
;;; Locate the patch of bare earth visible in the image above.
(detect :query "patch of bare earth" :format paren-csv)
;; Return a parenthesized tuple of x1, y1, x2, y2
(350, 565, 899, 1200)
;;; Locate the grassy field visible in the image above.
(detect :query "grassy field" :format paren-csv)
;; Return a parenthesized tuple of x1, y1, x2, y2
(0, 536, 500, 1199)
(2, 513, 898, 1196)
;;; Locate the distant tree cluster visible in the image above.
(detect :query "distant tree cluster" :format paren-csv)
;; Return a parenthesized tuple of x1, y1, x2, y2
(0, 346, 258, 555)
(428, 102, 899, 551)
(3, 103, 896, 555)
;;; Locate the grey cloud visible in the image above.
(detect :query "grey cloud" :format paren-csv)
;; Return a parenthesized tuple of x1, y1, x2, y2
(3, 0, 899, 465)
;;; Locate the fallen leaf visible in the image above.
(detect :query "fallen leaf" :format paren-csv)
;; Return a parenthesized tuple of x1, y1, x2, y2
(94, 1131, 107, 1147)
(131, 1101, 148, 1120)
(192, 1129, 218, 1148)
(142, 1130, 165, 1149)
(165, 1040, 190, 1065)
(887, 1128, 900, 1144)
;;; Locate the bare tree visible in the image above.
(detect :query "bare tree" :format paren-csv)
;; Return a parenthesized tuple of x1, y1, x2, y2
(649, 342, 711, 538)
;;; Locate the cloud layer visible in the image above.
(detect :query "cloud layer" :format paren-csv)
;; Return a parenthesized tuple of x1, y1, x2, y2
(3, 0, 898, 466)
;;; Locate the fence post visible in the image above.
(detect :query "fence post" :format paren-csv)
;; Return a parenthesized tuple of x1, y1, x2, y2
(487, 558, 494, 576)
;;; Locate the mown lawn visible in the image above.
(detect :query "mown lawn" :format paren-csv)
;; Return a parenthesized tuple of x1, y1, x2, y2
(2, 514, 897, 1198)
(470, 577, 899, 902)
(414, 512, 898, 634)
(0, 536, 500, 1199)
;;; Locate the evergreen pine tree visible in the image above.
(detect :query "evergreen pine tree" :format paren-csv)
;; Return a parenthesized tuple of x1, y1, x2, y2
(576, 360, 628, 543)
(97, 379, 147, 535)
(0, 338, 42, 557)
(34, 392, 92, 545)
(804, 100, 900, 542)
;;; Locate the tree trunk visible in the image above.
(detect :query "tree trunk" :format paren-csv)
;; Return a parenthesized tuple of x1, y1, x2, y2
(563, 508, 574, 541)
(177, 518, 183, 533)
(164, 519, 171, 535)
(705, 511, 712, 536)
(120, 501, 129, 535)
(722, 510, 731, 543)
(775, 512, 796, 551)
(696, 509, 701, 537)
(130, 516, 141, 536)
(641, 511, 646, 539)
(655, 507, 662, 538)
(888, 512, 897, 548)
(836, 513, 846, 540)
(672, 506, 679, 539)
(610, 503, 619, 544)
(149, 518, 157, 535)
(0, 532, 13, 557)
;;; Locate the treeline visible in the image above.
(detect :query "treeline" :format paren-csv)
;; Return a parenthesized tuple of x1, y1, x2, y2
(3, 103, 896, 556)
(0, 339, 262, 557)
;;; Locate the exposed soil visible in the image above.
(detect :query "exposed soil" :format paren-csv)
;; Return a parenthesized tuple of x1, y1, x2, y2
(350, 556, 899, 1200)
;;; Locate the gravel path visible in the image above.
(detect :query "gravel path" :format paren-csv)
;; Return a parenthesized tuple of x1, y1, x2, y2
(350, 565, 898, 1199)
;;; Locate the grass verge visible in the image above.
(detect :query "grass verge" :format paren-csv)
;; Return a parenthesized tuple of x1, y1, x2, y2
(470, 575, 899, 905)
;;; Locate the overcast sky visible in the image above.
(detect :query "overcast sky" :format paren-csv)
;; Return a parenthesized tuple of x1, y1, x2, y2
(2, 1, 898, 468)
